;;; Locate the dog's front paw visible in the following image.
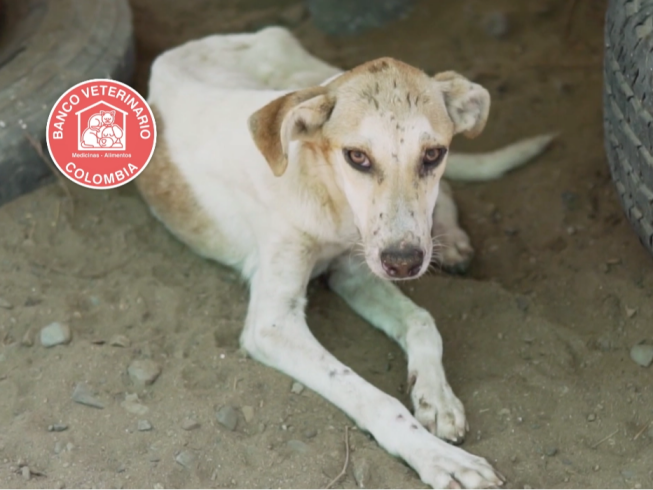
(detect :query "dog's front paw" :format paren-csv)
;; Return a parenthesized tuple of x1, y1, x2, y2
(434, 228, 474, 275)
(409, 369, 467, 444)
(413, 441, 503, 489)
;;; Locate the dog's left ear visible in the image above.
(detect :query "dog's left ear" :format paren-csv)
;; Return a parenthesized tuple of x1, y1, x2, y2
(248, 86, 335, 176)
(433, 71, 490, 139)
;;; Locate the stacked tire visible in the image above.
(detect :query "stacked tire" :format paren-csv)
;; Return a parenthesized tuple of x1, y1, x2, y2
(604, 0, 653, 256)
(0, 0, 134, 206)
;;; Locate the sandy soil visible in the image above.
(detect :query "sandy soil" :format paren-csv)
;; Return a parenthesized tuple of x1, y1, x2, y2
(1, 0, 653, 488)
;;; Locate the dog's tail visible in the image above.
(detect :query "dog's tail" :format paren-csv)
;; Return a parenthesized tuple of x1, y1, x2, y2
(444, 133, 557, 182)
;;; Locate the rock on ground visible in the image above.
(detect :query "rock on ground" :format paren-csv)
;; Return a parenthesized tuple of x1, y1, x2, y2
(128, 359, 162, 386)
(181, 418, 200, 431)
(71, 383, 104, 409)
(216, 405, 238, 431)
(40, 322, 72, 347)
(630, 343, 653, 367)
(175, 450, 195, 469)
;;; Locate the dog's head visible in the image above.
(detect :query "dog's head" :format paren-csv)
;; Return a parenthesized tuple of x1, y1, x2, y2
(248, 58, 489, 281)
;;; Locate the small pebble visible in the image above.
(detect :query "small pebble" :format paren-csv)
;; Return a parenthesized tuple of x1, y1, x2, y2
(40, 322, 72, 347)
(482, 11, 509, 38)
(287, 439, 309, 454)
(121, 393, 149, 415)
(128, 359, 162, 386)
(181, 418, 200, 431)
(137, 420, 153, 431)
(304, 428, 317, 439)
(353, 458, 371, 488)
(175, 450, 195, 469)
(291, 381, 305, 394)
(544, 446, 558, 457)
(242, 405, 254, 423)
(630, 343, 653, 367)
(0, 297, 13, 309)
(48, 423, 68, 432)
(54, 442, 64, 454)
(587, 413, 596, 422)
(621, 469, 637, 480)
(71, 383, 105, 409)
(21, 466, 30, 481)
(216, 405, 238, 431)
(110, 335, 131, 348)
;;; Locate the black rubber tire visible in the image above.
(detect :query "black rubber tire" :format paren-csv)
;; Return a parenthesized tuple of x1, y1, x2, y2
(604, 0, 653, 256)
(306, 0, 414, 36)
(0, 0, 134, 207)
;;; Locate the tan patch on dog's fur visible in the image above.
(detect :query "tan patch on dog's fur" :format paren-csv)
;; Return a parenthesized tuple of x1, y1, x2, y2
(296, 139, 343, 225)
(248, 86, 328, 176)
(135, 107, 217, 256)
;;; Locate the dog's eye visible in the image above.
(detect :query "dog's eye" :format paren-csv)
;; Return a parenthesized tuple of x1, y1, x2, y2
(423, 147, 447, 168)
(343, 149, 372, 171)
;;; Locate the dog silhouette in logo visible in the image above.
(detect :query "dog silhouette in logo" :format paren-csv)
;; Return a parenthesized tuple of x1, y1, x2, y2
(81, 110, 124, 149)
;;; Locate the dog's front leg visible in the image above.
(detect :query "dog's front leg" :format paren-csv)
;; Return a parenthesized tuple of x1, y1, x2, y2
(432, 181, 475, 274)
(240, 246, 501, 489)
(328, 254, 467, 443)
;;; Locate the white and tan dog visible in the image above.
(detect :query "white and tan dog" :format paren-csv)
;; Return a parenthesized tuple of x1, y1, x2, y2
(137, 27, 553, 489)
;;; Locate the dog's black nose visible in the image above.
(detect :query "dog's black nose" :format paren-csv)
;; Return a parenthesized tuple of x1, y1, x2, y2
(380, 245, 424, 278)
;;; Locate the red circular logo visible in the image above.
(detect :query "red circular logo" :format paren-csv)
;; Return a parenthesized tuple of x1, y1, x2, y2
(46, 79, 157, 189)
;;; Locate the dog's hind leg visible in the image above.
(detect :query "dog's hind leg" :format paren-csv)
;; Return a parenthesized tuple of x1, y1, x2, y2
(240, 243, 501, 489)
(432, 181, 475, 274)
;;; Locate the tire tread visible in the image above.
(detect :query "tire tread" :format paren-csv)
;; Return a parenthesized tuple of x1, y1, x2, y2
(604, 0, 653, 253)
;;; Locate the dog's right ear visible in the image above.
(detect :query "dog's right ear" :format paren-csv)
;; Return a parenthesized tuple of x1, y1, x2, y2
(248, 86, 335, 176)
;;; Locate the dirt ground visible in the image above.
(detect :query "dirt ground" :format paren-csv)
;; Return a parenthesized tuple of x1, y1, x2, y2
(1, 0, 653, 488)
